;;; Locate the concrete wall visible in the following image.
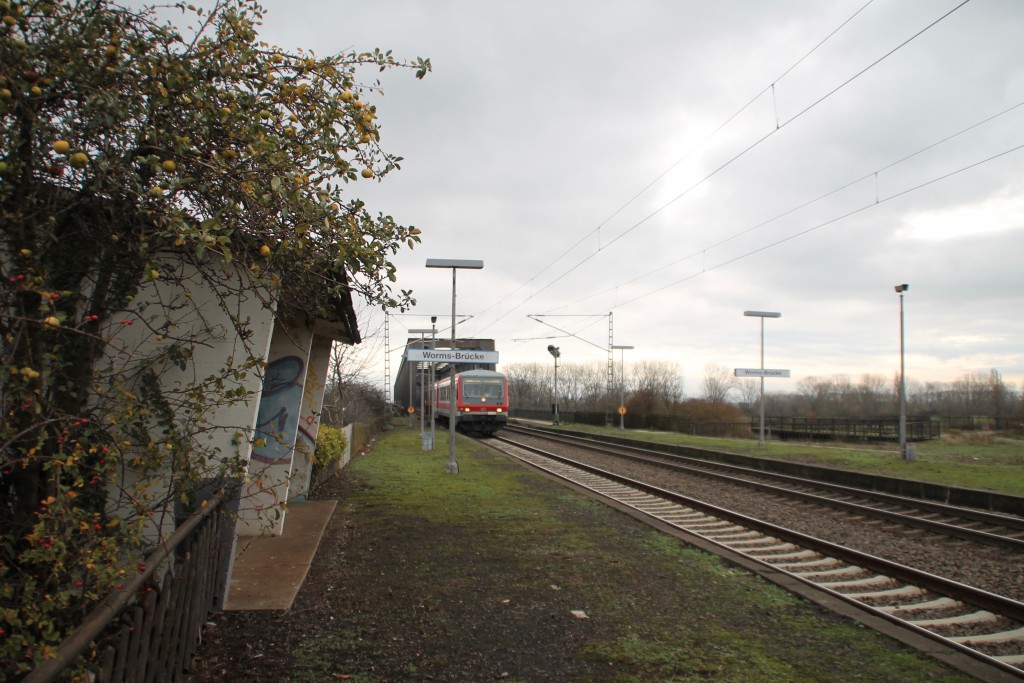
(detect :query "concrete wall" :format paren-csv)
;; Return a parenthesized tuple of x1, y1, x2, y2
(103, 259, 275, 542)
(237, 321, 314, 535)
(287, 334, 334, 503)
(104, 256, 352, 540)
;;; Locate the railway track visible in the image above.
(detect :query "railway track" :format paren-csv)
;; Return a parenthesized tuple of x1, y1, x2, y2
(486, 433, 1024, 681)
(505, 424, 1024, 551)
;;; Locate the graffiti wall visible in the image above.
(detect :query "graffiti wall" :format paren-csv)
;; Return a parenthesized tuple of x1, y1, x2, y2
(287, 335, 333, 502)
(252, 355, 305, 465)
(237, 324, 312, 536)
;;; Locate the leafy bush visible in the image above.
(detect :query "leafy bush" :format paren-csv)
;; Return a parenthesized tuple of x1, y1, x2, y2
(1, 0, 427, 676)
(313, 425, 348, 470)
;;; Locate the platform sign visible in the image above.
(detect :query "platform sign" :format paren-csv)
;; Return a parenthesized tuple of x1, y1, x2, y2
(734, 368, 791, 378)
(406, 348, 499, 364)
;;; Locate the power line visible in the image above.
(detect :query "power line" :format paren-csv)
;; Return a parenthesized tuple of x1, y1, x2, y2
(476, 0, 969, 331)
(476, 0, 879, 330)
(558, 99, 1024, 311)
(614, 140, 1024, 309)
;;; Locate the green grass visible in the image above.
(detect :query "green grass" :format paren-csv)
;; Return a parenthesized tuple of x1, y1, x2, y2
(289, 425, 979, 682)
(528, 421, 1024, 495)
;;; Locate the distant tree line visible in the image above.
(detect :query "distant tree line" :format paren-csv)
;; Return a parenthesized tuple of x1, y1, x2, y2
(777, 368, 1021, 422)
(506, 360, 747, 432)
(507, 361, 1024, 429)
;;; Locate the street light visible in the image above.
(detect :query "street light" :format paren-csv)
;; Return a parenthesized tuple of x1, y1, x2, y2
(547, 345, 560, 425)
(611, 345, 634, 429)
(426, 258, 483, 474)
(409, 328, 435, 447)
(744, 310, 781, 447)
(430, 317, 437, 449)
(895, 284, 909, 460)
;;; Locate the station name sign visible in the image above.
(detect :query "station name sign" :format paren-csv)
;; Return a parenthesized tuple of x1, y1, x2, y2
(734, 368, 791, 378)
(407, 348, 500, 364)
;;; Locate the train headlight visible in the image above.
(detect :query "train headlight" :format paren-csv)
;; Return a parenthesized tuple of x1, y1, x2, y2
(496, 408, 503, 413)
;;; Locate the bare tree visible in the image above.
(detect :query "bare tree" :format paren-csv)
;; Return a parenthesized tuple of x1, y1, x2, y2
(702, 363, 737, 404)
(630, 360, 685, 414)
(505, 362, 547, 410)
(798, 376, 837, 417)
(856, 373, 889, 416)
(735, 378, 761, 416)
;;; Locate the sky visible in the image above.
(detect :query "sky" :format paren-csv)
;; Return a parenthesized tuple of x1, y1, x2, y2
(194, 1, 1024, 397)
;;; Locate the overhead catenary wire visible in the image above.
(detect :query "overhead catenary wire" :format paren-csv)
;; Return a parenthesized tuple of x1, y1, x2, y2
(613, 141, 1024, 310)
(475, 0, 971, 334)
(557, 99, 1024, 311)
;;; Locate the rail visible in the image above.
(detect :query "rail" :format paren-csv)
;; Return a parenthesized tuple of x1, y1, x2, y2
(23, 492, 236, 683)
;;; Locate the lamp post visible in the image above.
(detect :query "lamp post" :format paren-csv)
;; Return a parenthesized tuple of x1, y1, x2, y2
(426, 259, 483, 474)
(547, 345, 560, 425)
(409, 328, 435, 444)
(744, 310, 781, 447)
(430, 317, 437, 449)
(895, 284, 909, 460)
(611, 345, 633, 429)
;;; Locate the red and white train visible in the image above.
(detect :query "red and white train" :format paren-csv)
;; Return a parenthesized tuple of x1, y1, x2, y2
(427, 369, 508, 436)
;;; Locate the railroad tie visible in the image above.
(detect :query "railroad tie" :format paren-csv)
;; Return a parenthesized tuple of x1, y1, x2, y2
(948, 625, 1024, 645)
(908, 610, 999, 628)
(873, 597, 961, 615)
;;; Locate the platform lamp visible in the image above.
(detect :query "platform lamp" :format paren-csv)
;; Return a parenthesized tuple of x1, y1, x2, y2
(611, 345, 634, 429)
(430, 317, 437, 448)
(426, 259, 483, 474)
(547, 345, 560, 425)
(895, 284, 909, 460)
(408, 328, 435, 442)
(744, 310, 781, 447)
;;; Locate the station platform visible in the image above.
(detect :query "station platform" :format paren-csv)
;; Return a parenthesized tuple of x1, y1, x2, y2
(223, 499, 337, 611)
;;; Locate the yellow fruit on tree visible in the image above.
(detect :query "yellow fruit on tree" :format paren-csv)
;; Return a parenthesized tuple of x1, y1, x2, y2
(69, 152, 89, 169)
(361, 168, 374, 179)
(53, 140, 70, 154)
(161, 159, 176, 172)
(43, 316, 60, 327)
(259, 245, 271, 257)
(149, 185, 164, 197)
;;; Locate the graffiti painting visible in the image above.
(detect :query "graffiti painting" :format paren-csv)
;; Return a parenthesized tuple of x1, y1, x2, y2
(252, 355, 305, 464)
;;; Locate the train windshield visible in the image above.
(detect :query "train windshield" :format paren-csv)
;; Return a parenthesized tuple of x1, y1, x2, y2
(462, 378, 504, 402)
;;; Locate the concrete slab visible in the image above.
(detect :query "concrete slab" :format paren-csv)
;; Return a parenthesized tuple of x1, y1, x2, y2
(224, 499, 337, 611)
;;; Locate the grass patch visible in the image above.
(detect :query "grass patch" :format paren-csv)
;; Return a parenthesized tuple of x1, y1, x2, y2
(534, 421, 1024, 495)
(292, 426, 977, 682)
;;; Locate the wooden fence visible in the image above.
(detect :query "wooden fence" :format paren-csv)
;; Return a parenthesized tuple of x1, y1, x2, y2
(23, 492, 236, 683)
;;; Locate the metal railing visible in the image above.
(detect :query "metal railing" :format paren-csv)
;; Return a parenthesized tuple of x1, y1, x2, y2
(758, 416, 940, 442)
(24, 493, 236, 683)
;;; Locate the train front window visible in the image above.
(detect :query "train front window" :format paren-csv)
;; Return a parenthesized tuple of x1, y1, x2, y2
(462, 379, 504, 402)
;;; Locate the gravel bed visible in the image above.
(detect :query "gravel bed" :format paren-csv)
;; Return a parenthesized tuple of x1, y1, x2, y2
(513, 434, 1024, 603)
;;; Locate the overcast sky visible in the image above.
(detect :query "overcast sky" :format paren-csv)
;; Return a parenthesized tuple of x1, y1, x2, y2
(243, 1, 1023, 397)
